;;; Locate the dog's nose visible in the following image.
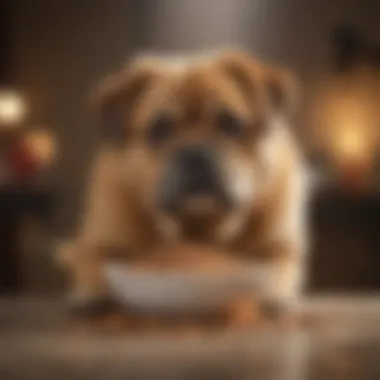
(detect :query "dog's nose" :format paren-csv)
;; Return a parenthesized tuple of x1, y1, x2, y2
(175, 146, 218, 195)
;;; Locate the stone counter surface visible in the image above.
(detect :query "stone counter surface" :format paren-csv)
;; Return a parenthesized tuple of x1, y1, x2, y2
(0, 296, 379, 380)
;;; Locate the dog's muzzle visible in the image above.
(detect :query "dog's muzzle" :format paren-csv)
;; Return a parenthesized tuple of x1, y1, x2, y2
(158, 145, 230, 216)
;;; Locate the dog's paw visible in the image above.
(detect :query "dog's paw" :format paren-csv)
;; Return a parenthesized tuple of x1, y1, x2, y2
(224, 297, 260, 328)
(260, 297, 299, 321)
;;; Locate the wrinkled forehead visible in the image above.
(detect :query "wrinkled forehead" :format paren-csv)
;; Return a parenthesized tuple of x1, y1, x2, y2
(131, 53, 261, 127)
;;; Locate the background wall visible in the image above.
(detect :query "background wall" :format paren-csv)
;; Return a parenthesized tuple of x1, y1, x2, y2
(9, 0, 147, 235)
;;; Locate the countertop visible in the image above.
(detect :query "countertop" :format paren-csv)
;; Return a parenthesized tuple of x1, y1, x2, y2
(0, 296, 379, 380)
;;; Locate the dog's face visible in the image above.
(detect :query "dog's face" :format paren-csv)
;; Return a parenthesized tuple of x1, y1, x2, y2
(95, 51, 297, 227)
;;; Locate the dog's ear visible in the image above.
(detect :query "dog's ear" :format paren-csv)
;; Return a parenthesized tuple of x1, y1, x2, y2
(92, 64, 158, 143)
(264, 66, 298, 115)
(217, 51, 263, 104)
(218, 51, 298, 115)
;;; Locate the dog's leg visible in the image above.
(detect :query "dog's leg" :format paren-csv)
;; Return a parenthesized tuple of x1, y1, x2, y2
(258, 160, 309, 320)
(57, 241, 115, 316)
(253, 240, 306, 320)
(62, 149, 137, 314)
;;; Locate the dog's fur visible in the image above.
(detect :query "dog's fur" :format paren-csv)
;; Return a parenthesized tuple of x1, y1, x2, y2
(60, 50, 309, 312)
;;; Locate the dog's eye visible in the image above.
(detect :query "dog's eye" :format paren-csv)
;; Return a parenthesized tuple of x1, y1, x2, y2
(217, 110, 245, 137)
(148, 116, 175, 145)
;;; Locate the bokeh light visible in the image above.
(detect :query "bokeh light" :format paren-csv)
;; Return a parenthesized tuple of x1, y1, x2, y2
(0, 90, 27, 127)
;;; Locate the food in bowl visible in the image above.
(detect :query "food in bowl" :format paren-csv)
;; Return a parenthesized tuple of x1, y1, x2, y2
(129, 243, 247, 272)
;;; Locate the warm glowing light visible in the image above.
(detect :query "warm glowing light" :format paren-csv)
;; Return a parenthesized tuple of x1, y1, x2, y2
(312, 71, 378, 168)
(324, 95, 375, 165)
(25, 129, 58, 165)
(0, 90, 27, 126)
(334, 128, 369, 162)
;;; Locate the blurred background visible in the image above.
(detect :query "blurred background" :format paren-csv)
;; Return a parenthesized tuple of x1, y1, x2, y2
(0, 0, 380, 296)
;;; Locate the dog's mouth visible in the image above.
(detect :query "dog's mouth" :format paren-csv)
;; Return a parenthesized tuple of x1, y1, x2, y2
(160, 182, 232, 218)
(179, 194, 224, 216)
(156, 188, 234, 239)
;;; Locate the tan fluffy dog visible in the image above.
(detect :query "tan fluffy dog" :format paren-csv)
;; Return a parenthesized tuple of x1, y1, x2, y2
(60, 49, 309, 316)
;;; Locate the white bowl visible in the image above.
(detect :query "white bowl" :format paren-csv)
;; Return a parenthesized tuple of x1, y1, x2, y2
(103, 263, 266, 315)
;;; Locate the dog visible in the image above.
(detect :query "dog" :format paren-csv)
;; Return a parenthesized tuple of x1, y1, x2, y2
(60, 49, 309, 318)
